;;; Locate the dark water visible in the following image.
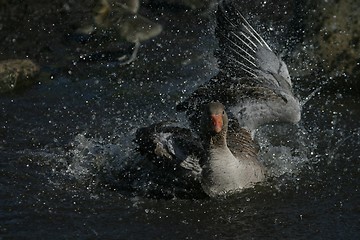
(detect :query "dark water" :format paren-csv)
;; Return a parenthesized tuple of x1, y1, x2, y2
(1, 8, 360, 240)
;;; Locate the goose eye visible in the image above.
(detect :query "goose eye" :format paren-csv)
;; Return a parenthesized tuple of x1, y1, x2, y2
(222, 110, 225, 115)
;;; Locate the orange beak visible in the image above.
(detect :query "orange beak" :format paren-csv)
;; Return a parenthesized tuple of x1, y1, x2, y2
(211, 114, 223, 133)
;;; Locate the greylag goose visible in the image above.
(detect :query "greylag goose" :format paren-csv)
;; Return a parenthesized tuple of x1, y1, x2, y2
(136, 102, 265, 197)
(135, 2, 301, 197)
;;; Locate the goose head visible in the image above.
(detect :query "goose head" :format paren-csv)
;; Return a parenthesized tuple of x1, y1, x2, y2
(200, 102, 229, 146)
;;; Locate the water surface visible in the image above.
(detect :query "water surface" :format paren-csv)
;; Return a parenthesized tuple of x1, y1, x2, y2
(1, 6, 359, 240)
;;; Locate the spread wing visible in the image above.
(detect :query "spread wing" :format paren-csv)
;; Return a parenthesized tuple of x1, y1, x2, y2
(177, 2, 301, 133)
(215, 2, 293, 89)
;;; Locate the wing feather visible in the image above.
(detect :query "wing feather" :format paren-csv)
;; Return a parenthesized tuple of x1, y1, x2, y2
(177, 2, 301, 133)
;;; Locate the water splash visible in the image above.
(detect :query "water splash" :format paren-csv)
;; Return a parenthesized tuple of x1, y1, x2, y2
(300, 86, 322, 108)
(256, 123, 312, 180)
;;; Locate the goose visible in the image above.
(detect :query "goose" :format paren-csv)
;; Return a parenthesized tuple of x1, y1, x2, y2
(135, 2, 301, 197)
(136, 102, 265, 197)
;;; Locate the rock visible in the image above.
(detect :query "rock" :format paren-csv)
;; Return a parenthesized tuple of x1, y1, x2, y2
(0, 59, 40, 93)
(291, 0, 360, 92)
(312, 1, 359, 74)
